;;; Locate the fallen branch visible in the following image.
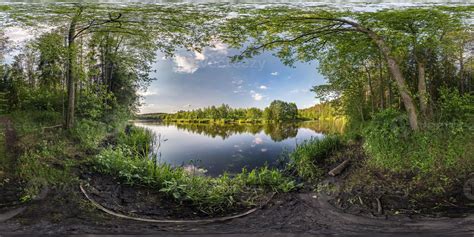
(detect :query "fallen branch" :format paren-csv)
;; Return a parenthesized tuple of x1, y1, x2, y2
(41, 124, 63, 133)
(80, 183, 274, 224)
(328, 159, 350, 177)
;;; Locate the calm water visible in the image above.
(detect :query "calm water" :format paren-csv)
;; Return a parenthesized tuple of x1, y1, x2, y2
(134, 121, 341, 176)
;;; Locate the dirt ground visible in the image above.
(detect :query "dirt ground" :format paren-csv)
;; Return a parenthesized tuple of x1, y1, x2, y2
(0, 186, 473, 235)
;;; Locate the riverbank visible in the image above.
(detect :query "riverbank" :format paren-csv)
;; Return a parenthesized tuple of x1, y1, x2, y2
(0, 124, 472, 234)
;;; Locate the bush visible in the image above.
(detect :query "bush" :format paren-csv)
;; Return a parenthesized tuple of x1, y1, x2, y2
(289, 135, 342, 180)
(437, 88, 474, 122)
(363, 108, 473, 175)
(70, 119, 108, 150)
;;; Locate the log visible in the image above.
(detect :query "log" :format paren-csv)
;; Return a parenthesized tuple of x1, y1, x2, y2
(328, 159, 350, 177)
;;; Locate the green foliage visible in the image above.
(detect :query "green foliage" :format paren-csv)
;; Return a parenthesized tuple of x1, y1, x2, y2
(70, 119, 107, 150)
(264, 100, 298, 122)
(289, 136, 342, 180)
(161, 101, 298, 123)
(437, 88, 474, 122)
(364, 108, 473, 174)
(118, 125, 155, 158)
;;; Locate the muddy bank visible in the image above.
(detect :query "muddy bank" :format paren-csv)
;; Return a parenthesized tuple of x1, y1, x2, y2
(0, 185, 473, 235)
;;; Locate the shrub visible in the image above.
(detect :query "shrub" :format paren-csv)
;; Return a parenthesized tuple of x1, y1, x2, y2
(437, 88, 474, 122)
(363, 108, 473, 175)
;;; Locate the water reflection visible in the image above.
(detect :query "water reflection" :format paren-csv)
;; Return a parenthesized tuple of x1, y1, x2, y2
(169, 122, 300, 141)
(134, 120, 342, 176)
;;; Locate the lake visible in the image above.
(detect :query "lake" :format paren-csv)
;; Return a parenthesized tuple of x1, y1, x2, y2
(134, 121, 343, 176)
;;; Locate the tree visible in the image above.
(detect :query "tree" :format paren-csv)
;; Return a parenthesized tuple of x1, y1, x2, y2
(6, 3, 216, 128)
(221, 7, 471, 130)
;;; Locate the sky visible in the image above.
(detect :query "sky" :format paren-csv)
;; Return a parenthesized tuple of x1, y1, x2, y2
(139, 45, 326, 114)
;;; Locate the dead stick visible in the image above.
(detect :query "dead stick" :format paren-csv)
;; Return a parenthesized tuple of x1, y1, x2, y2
(328, 160, 350, 177)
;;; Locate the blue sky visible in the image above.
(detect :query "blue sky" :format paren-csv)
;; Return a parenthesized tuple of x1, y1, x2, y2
(139, 44, 327, 114)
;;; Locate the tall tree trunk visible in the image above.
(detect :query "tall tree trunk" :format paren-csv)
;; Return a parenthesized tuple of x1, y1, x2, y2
(417, 60, 428, 118)
(378, 53, 385, 110)
(364, 63, 375, 114)
(65, 13, 79, 129)
(354, 26, 419, 130)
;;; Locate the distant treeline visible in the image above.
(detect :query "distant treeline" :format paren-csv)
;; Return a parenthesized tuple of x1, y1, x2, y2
(139, 100, 342, 123)
(139, 100, 297, 123)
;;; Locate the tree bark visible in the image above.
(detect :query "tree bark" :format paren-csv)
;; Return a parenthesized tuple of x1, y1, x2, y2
(361, 29, 419, 130)
(378, 54, 385, 110)
(65, 12, 80, 129)
(417, 60, 428, 118)
(364, 63, 375, 114)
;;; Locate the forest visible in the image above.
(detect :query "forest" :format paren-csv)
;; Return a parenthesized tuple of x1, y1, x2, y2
(0, 3, 473, 235)
(140, 100, 299, 123)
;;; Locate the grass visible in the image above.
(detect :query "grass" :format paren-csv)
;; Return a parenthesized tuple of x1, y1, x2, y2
(11, 110, 108, 200)
(289, 135, 342, 181)
(92, 125, 297, 215)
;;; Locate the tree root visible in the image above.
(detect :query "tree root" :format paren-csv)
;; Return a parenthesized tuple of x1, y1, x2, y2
(80, 183, 274, 224)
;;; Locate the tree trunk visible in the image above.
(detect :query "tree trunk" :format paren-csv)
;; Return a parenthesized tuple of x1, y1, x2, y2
(417, 60, 428, 118)
(361, 29, 419, 130)
(65, 14, 79, 129)
(364, 64, 375, 114)
(378, 53, 385, 110)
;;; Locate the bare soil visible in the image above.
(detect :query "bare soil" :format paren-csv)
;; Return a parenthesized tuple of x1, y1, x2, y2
(0, 116, 24, 214)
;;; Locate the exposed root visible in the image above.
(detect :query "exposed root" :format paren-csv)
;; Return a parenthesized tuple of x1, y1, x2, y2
(80, 183, 274, 224)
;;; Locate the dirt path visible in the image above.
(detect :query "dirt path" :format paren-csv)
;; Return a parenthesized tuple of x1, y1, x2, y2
(0, 186, 472, 235)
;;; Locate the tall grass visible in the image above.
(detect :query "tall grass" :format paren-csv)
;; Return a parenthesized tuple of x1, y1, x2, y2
(289, 135, 342, 180)
(363, 109, 473, 174)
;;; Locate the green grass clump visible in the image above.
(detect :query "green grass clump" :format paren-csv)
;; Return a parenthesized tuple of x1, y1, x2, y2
(289, 135, 342, 181)
(70, 119, 108, 150)
(92, 125, 296, 215)
(117, 125, 155, 158)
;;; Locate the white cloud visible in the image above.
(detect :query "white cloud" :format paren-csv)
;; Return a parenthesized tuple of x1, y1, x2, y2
(137, 89, 158, 97)
(173, 55, 199, 74)
(259, 85, 268, 90)
(252, 93, 263, 101)
(194, 51, 206, 61)
(250, 90, 264, 101)
(209, 39, 228, 55)
(253, 137, 264, 144)
(271, 72, 279, 76)
(289, 89, 309, 94)
(232, 79, 244, 85)
(261, 148, 268, 152)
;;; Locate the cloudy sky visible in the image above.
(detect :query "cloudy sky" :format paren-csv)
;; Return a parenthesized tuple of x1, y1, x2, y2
(139, 44, 326, 114)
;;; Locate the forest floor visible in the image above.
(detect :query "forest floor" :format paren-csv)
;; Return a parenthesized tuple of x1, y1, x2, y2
(0, 120, 473, 235)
